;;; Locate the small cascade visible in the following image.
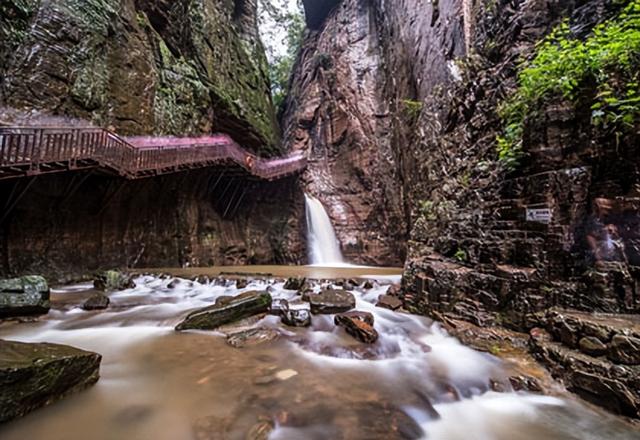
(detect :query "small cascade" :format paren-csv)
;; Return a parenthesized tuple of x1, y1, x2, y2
(304, 193, 344, 265)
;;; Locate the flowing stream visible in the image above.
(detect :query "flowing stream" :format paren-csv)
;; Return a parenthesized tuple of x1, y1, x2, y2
(0, 269, 636, 440)
(305, 194, 345, 265)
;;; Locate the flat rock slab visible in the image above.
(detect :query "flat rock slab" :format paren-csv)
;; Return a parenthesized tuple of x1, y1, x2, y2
(376, 294, 402, 311)
(0, 339, 101, 423)
(175, 291, 272, 331)
(226, 328, 280, 348)
(0, 275, 50, 318)
(308, 289, 355, 314)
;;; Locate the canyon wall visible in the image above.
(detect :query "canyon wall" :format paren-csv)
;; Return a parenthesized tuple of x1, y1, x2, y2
(0, 170, 305, 281)
(0, 0, 305, 279)
(289, 0, 639, 323)
(0, 0, 278, 152)
(290, 0, 640, 416)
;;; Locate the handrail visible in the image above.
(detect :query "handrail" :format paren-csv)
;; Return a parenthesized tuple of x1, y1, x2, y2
(0, 126, 306, 181)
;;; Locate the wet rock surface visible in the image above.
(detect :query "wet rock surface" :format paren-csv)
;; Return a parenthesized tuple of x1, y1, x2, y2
(531, 309, 640, 418)
(335, 311, 379, 344)
(94, 270, 136, 292)
(283, 277, 306, 291)
(376, 294, 403, 311)
(308, 289, 356, 314)
(82, 293, 110, 311)
(281, 309, 312, 327)
(0, 339, 101, 423)
(269, 298, 289, 316)
(226, 328, 280, 349)
(175, 291, 272, 331)
(0, 276, 50, 318)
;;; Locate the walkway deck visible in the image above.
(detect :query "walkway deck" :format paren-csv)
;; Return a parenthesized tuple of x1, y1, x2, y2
(0, 126, 306, 181)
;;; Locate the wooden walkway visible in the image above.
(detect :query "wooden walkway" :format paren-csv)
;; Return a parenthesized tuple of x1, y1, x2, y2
(0, 126, 306, 181)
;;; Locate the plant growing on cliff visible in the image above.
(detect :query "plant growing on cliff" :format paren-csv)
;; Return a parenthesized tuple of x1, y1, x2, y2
(454, 248, 468, 263)
(497, 0, 640, 170)
(402, 99, 424, 123)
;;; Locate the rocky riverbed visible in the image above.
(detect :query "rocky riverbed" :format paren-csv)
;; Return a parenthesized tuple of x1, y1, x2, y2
(0, 269, 638, 439)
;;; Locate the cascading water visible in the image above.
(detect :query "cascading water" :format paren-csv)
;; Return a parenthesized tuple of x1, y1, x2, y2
(0, 273, 634, 440)
(304, 193, 345, 265)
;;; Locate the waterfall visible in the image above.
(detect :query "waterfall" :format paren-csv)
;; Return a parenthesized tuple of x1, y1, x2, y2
(304, 194, 344, 265)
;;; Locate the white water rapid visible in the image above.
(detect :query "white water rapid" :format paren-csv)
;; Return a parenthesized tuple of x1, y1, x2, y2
(0, 273, 635, 439)
(304, 193, 345, 265)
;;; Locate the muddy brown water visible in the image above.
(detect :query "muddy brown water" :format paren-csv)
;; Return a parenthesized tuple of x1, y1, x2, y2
(0, 266, 637, 440)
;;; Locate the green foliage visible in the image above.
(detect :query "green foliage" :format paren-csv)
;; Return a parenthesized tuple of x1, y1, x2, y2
(402, 99, 424, 121)
(136, 11, 147, 28)
(497, 0, 640, 170)
(259, 0, 306, 110)
(454, 248, 468, 262)
(418, 200, 437, 221)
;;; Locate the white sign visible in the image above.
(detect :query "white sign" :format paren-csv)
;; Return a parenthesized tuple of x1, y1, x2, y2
(526, 208, 552, 224)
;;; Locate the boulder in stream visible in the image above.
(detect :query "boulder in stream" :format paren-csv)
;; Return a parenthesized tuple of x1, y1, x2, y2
(0, 275, 50, 318)
(376, 294, 403, 311)
(335, 311, 379, 343)
(0, 339, 101, 423)
(308, 289, 355, 314)
(269, 299, 289, 316)
(82, 292, 110, 311)
(167, 278, 181, 289)
(235, 278, 249, 289)
(175, 291, 272, 331)
(283, 276, 306, 291)
(93, 270, 136, 291)
(281, 309, 312, 327)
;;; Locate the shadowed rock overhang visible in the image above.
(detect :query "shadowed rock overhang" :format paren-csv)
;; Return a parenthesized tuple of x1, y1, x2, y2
(302, 0, 342, 30)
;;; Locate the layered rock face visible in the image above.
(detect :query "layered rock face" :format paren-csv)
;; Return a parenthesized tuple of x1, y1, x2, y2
(0, 0, 278, 152)
(396, 0, 640, 328)
(290, 0, 640, 416)
(292, 0, 639, 322)
(531, 310, 640, 417)
(284, 0, 409, 266)
(0, 170, 305, 281)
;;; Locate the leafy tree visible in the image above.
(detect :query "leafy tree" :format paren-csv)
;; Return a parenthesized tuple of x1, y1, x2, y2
(258, 0, 306, 110)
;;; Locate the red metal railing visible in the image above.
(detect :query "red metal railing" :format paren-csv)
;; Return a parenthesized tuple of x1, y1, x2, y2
(0, 126, 306, 181)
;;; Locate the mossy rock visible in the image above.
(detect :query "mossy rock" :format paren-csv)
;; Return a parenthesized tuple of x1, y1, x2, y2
(0, 339, 101, 423)
(0, 275, 50, 318)
(93, 270, 136, 292)
(175, 291, 272, 331)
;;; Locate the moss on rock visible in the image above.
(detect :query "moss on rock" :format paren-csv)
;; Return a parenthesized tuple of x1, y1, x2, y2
(0, 340, 101, 423)
(1, 0, 278, 152)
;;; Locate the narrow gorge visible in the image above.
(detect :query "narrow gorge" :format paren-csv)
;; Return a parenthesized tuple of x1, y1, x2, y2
(1, 0, 639, 438)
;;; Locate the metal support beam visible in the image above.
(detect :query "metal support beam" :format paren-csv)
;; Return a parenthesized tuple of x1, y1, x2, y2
(0, 176, 38, 226)
(58, 170, 93, 209)
(229, 184, 250, 218)
(96, 180, 127, 216)
(216, 177, 235, 208)
(222, 183, 242, 218)
(208, 170, 225, 195)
